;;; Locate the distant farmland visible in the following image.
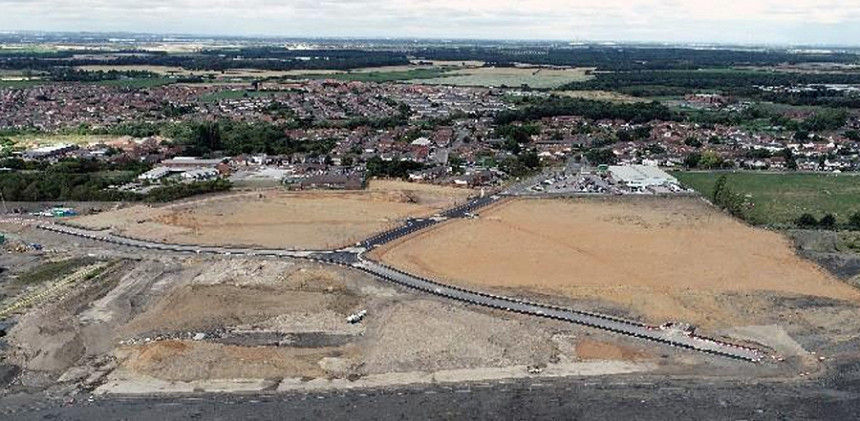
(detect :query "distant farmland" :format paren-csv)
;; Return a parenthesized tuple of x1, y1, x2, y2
(410, 67, 594, 89)
(675, 171, 860, 225)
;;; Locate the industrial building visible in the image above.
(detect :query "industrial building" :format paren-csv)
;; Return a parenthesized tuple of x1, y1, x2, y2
(25, 144, 78, 159)
(607, 165, 678, 190)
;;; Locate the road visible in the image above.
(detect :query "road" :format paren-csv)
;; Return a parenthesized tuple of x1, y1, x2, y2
(361, 195, 498, 249)
(5, 375, 860, 420)
(352, 259, 763, 362)
(29, 193, 765, 363)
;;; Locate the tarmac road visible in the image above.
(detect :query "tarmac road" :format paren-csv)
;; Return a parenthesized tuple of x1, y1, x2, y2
(5, 375, 860, 420)
(352, 259, 764, 362)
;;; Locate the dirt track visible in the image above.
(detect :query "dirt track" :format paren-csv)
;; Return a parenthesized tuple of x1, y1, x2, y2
(372, 197, 860, 328)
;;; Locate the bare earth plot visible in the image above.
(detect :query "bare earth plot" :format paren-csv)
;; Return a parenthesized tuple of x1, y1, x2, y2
(3, 252, 654, 395)
(371, 197, 860, 330)
(70, 181, 474, 249)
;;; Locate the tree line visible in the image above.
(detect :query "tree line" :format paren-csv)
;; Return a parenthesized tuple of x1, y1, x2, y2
(558, 70, 860, 109)
(495, 97, 674, 125)
(0, 49, 410, 72)
(0, 157, 233, 203)
(414, 47, 857, 71)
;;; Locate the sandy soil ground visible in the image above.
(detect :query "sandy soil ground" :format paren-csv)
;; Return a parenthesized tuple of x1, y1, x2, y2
(70, 181, 473, 249)
(4, 220, 856, 397)
(371, 197, 860, 329)
(117, 340, 348, 380)
(575, 340, 651, 361)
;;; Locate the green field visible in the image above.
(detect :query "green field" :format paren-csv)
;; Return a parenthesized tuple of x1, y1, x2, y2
(197, 90, 281, 103)
(294, 68, 449, 83)
(675, 171, 860, 225)
(1, 78, 177, 90)
(411, 67, 594, 89)
(0, 79, 48, 89)
(94, 78, 176, 88)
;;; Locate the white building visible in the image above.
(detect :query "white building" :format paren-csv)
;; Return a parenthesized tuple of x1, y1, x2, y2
(25, 144, 78, 159)
(138, 166, 176, 181)
(411, 137, 432, 147)
(181, 168, 219, 181)
(608, 165, 678, 189)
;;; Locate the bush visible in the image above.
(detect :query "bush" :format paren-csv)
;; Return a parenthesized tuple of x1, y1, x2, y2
(796, 213, 819, 228)
(144, 179, 232, 203)
(850, 211, 860, 231)
(819, 214, 837, 229)
(711, 175, 746, 218)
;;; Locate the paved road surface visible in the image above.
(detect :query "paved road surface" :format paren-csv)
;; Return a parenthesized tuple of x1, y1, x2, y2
(352, 259, 764, 362)
(5, 375, 860, 420)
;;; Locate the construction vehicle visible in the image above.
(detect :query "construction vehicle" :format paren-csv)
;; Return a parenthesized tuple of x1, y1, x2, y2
(346, 310, 367, 324)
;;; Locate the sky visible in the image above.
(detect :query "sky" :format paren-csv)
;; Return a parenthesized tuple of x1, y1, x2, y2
(2, 0, 860, 45)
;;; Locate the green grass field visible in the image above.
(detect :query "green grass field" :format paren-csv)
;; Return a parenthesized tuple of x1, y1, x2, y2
(0, 79, 48, 89)
(294, 68, 449, 83)
(1, 78, 177, 90)
(411, 67, 593, 89)
(675, 171, 860, 225)
(196, 90, 281, 103)
(94, 78, 176, 88)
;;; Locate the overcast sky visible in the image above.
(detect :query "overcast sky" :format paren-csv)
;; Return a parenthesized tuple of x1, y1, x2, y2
(2, 0, 860, 45)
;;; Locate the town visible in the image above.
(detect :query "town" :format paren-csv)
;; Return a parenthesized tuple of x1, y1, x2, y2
(3, 77, 859, 205)
(3, 30, 860, 421)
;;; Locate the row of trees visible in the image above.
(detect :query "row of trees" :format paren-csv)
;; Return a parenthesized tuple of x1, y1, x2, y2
(560, 70, 860, 97)
(365, 156, 425, 179)
(0, 171, 138, 202)
(495, 97, 674, 125)
(498, 96, 849, 139)
(90, 120, 338, 157)
(711, 175, 747, 219)
(0, 157, 231, 203)
(47, 68, 161, 82)
(797, 212, 860, 231)
(415, 47, 857, 71)
(0, 49, 410, 72)
(4, 46, 855, 72)
(499, 150, 541, 177)
(144, 179, 232, 203)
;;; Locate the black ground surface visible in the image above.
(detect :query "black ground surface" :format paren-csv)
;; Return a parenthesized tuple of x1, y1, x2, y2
(4, 370, 860, 421)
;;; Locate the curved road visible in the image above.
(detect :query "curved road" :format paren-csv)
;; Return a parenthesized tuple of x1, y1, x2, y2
(34, 194, 765, 363)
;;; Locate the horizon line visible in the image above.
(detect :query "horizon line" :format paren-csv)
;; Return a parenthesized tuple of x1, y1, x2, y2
(3, 30, 860, 50)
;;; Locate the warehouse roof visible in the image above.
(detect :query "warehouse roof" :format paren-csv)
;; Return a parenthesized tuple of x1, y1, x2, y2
(608, 165, 677, 187)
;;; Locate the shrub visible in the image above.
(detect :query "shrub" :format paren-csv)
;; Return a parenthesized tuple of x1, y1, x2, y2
(819, 214, 837, 229)
(796, 213, 819, 228)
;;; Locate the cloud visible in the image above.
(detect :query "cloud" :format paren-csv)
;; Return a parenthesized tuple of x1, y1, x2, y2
(1, 0, 859, 44)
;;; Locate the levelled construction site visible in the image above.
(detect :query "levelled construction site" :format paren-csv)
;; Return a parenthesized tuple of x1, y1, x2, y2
(1, 180, 860, 399)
